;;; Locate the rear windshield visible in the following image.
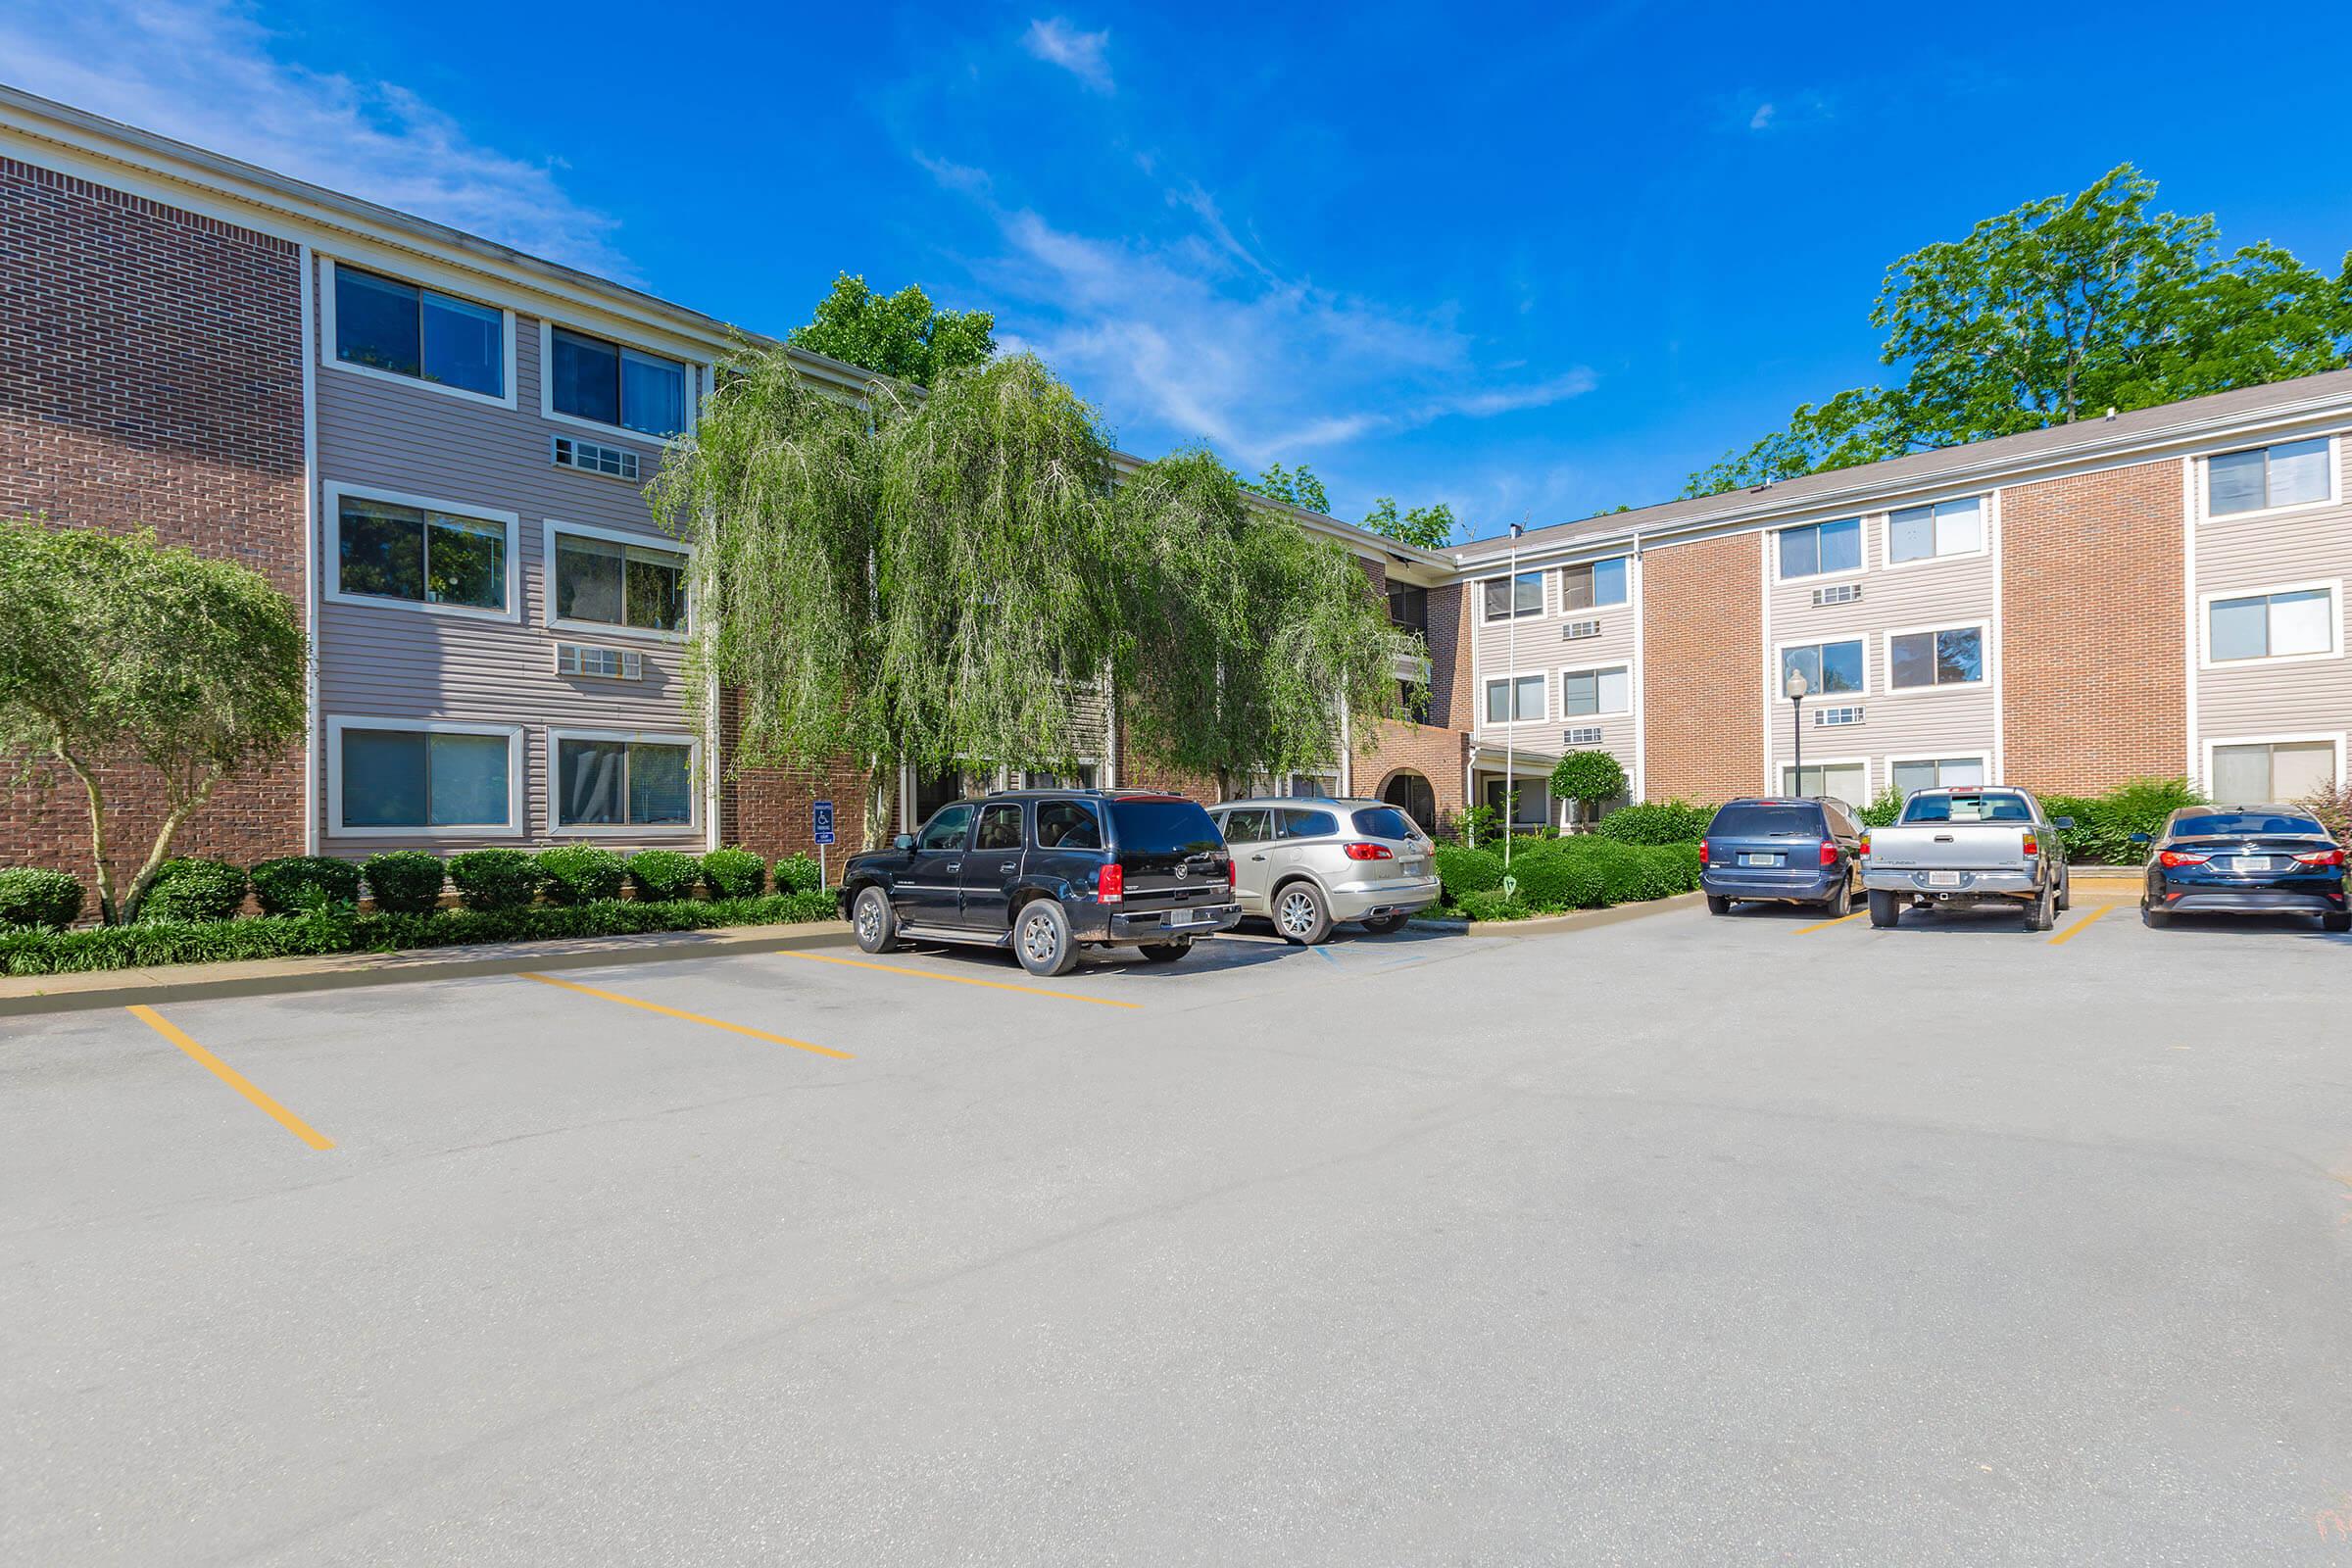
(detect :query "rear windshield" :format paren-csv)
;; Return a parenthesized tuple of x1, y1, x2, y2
(1903, 792, 2031, 823)
(1108, 799, 1222, 857)
(2172, 811, 2328, 838)
(1350, 806, 1421, 841)
(1707, 804, 1822, 837)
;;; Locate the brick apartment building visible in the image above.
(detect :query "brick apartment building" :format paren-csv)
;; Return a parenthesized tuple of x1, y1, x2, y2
(3, 83, 2349, 895)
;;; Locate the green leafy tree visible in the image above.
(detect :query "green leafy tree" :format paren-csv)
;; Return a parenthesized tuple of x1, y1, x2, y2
(1687, 165, 2352, 495)
(787, 272, 996, 387)
(1548, 750, 1628, 830)
(1361, 496, 1459, 550)
(1240, 463, 1331, 514)
(0, 518, 306, 923)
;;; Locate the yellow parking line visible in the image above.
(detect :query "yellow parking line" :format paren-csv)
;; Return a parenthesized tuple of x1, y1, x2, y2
(1793, 910, 1869, 935)
(781, 951, 1142, 1009)
(2047, 905, 2113, 947)
(126, 1004, 333, 1151)
(516, 973, 852, 1058)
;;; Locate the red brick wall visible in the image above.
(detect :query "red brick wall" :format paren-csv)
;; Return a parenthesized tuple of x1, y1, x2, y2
(2001, 461, 2185, 794)
(1642, 531, 1762, 805)
(710, 692, 877, 860)
(1426, 581, 1472, 730)
(1355, 720, 1466, 824)
(0, 157, 306, 892)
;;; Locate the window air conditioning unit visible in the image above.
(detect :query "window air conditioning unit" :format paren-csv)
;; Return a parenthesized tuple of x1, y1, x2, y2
(1813, 706, 1864, 727)
(1561, 619, 1601, 640)
(1812, 583, 1861, 607)
(552, 434, 640, 481)
(1563, 725, 1603, 745)
(556, 643, 643, 681)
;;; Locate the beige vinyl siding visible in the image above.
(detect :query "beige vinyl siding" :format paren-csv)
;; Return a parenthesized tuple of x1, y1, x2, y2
(2191, 434, 2352, 780)
(312, 254, 705, 849)
(1468, 554, 1640, 787)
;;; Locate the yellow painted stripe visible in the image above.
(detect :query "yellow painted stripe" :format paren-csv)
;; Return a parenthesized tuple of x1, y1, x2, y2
(2047, 905, 2113, 947)
(1793, 909, 1869, 935)
(781, 951, 1143, 1009)
(126, 1004, 333, 1151)
(516, 973, 852, 1058)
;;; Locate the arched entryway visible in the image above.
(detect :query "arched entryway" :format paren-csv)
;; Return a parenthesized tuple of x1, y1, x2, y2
(1379, 769, 1438, 834)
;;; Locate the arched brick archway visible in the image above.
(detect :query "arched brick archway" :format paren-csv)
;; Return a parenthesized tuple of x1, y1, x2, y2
(1374, 768, 1437, 833)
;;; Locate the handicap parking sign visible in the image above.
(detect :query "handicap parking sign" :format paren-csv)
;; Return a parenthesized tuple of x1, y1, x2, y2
(812, 801, 836, 846)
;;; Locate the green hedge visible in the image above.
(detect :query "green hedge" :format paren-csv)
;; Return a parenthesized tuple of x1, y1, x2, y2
(361, 851, 446, 913)
(700, 848, 767, 898)
(1594, 801, 1714, 847)
(1434, 845, 1503, 901)
(137, 858, 246, 923)
(0, 891, 841, 978)
(535, 845, 626, 905)
(1453, 889, 1533, 922)
(249, 856, 362, 915)
(1501, 840, 1606, 910)
(773, 853, 823, 894)
(449, 848, 542, 911)
(0, 867, 85, 929)
(2038, 776, 2205, 864)
(626, 849, 702, 902)
(1437, 837, 1701, 919)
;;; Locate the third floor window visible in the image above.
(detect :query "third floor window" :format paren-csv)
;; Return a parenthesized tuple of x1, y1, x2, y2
(333, 264, 504, 398)
(550, 326, 688, 438)
(1560, 557, 1628, 610)
(2208, 438, 2331, 516)
(1777, 517, 1861, 579)
(1482, 571, 1543, 621)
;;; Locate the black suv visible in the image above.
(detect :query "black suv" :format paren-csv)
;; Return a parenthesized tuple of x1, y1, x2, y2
(838, 790, 1240, 977)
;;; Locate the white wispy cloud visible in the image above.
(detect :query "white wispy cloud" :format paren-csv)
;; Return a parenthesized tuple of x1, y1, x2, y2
(0, 0, 633, 278)
(1749, 102, 1777, 131)
(1022, 18, 1115, 93)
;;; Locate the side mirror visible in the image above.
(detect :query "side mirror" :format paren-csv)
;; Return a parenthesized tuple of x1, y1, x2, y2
(2054, 816, 2075, 830)
(893, 833, 915, 851)
(2126, 831, 2150, 845)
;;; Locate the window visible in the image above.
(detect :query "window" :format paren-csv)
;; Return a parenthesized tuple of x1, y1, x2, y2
(1219, 807, 1275, 843)
(1781, 639, 1864, 696)
(555, 736, 695, 828)
(1035, 801, 1102, 849)
(1484, 778, 1547, 826)
(2206, 587, 2334, 662)
(1351, 806, 1421, 841)
(1777, 517, 1861, 579)
(2170, 810, 2328, 838)
(333, 491, 509, 612)
(551, 528, 689, 633)
(1782, 761, 1866, 808)
(973, 803, 1022, 852)
(1889, 757, 1985, 797)
(1888, 625, 1984, 690)
(1561, 664, 1630, 716)
(1279, 808, 1340, 839)
(1482, 571, 1543, 621)
(1560, 557, 1628, 610)
(1388, 583, 1428, 633)
(1021, 765, 1097, 790)
(2210, 741, 2336, 802)
(2208, 438, 2331, 516)
(1485, 674, 1545, 723)
(1398, 679, 1431, 724)
(917, 804, 974, 851)
(333, 723, 513, 831)
(1888, 497, 1984, 564)
(548, 325, 688, 437)
(1106, 799, 1221, 856)
(331, 264, 505, 398)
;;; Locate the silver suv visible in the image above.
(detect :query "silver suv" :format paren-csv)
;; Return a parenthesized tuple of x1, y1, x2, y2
(1207, 797, 1442, 944)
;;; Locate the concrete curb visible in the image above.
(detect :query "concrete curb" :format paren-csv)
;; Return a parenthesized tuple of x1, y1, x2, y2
(0, 920, 855, 1017)
(1462, 890, 1707, 937)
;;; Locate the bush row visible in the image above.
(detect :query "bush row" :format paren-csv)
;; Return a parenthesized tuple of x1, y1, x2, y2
(1433, 836, 1702, 919)
(0, 891, 841, 978)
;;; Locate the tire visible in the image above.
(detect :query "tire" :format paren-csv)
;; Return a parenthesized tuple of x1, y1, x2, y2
(1271, 880, 1333, 946)
(1139, 941, 1193, 963)
(2054, 872, 2071, 912)
(2023, 885, 2053, 933)
(1705, 895, 1732, 916)
(1867, 890, 1900, 929)
(1821, 878, 1851, 917)
(2141, 903, 2170, 929)
(2323, 912, 2350, 934)
(1012, 899, 1079, 977)
(1359, 912, 1409, 935)
(852, 886, 900, 954)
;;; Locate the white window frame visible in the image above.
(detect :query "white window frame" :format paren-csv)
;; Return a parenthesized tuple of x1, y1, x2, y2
(538, 319, 700, 441)
(1779, 755, 1871, 803)
(1771, 516, 1866, 584)
(1881, 496, 1989, 571)
(2199, 434, 2340, 522)
(1883, 752, 1991, 800)
(1772, 634, 1870, 701)
(543, 518, 693, 644)
(1480, 569, 1545, 622)
(2196, 577, 2342, 669)
(1882, 618, 1991, 696)
(324, 715, 524, 839)
(547, 725, 704, 838)
(318, 256, 517, 412)
(322, 481, 520, 623)
(2201, 732, 2345, 803)
(1557, 662, 1633, 719)
(1558, 556, 1630, 612)
(1483, 673, 1548, 726)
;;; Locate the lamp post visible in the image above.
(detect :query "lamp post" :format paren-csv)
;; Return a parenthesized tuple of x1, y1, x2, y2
(1786, 666, 1809, 794)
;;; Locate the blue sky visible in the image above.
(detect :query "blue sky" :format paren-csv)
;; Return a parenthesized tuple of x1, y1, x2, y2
(5, 1, 2348, 539)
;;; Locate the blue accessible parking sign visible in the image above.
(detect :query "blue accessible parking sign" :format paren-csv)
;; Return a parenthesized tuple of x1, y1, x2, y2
(811, 801, 836, 846)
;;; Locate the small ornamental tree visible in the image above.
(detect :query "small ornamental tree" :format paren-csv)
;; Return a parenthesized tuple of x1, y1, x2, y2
(0, 518, 306, 923)
(1549, 750, 1628, 831)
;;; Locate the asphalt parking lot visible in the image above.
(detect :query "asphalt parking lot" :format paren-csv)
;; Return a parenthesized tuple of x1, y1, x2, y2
(6, 891, 2351, 1566)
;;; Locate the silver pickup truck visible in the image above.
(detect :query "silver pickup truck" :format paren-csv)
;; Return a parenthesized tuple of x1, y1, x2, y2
(1859, 786, 2073, 931)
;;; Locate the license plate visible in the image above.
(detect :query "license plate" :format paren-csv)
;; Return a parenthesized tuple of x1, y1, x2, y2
(1740, 853, 1779, 867)
(1927, 870, 1963, 888)
(1171, 907, 1217, 926)
(2230, 856, 2274, 873)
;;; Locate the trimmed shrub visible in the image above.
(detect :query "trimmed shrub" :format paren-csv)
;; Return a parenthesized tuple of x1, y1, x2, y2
(447, 848, 542, 911)
(1454, 889, 1532, 922)
(1434, 844, 1503, 902)
(699, 847, 767, 898)
(0, 867, 84, 929)
(361, 851, 446, 913)
(626, 849, 702, 902)
(1595, 800, 1714, 847)
(1549, 750, 1629, 828)
(1638, 842, 1704, 896)
(2040, 776, 2205, 864)
(1857, 788, 1905, 828)
(248, 856, 363, 915)
(1500, 840, 1606, 911)
(535, 845, 626, 905)
(772, 853, 823, 894)
(137, 858, 246, 923)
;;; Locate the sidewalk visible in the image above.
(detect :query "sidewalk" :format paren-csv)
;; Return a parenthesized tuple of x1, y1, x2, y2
(0, 919, 853, 1017)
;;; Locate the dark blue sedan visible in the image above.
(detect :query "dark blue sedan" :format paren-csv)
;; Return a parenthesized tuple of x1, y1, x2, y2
(2132, 807, 2349, 931)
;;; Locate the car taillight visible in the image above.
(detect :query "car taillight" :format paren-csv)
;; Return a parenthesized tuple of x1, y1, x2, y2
(2021, 834, 2038, 858)
(1098, 862, 1124, 903)
(1226, 858, 1237, 886)
(1818, 839, 1838, 867)
(2158, 850, 2208, 868)
(1699, 837, 1710, 863)
(1856, 834, 1869, 858)
(1342, 842, 1394, 860)
(2293, 848, 2347, 867)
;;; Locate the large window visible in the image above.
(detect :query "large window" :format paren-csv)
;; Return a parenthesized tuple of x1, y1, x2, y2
(331, 264, 505, 399)
(555, 734, 696, 828)
(2210, 740, 2336, 802)
(1781, 639, 1864, 696)
(332, 490, 510, 613)
(1482, 571, 1544, 621)
(1887, 497, 1984, 564)
(550, 528, 689, 634)
(548, 326, 689, 438)
(2206, 585, 2335, 662)
(1782, 761, 1866, 808)
(1777, 517, 1861, 579)
(1888, 625, 1984, 690)
(1561, 664, 1630, 716)
(2208, 438, 2331, 516)
(1560, 557, 1628, 611)
(333, 722, 514, 832)
(1889, 757, 1986, 798)
(1484, 673, 1545, 723)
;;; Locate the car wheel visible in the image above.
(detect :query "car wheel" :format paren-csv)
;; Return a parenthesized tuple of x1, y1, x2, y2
(2054, 872, 2071, 912)
(1705, 895, 1732, 916)
(1012, 899, 1079, 977)
(1272, 881, 1333, 946)
(2323, 912, 2350, 934)
(1359, 912, 1409, 935)
(1867, 890, 1900, 929)
(852, 887, 900, 954)
(2141, 903, 2170, 929)
(2023, 886, 2053, 932)
(1822, 878, 1851, 917)
(1139, 941, 1193, 963)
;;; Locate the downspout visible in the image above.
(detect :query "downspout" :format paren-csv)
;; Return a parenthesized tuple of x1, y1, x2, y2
(297, 244, 320, 856)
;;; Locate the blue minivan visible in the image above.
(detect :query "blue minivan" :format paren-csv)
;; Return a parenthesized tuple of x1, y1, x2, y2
(1700, 797, 1865, 916)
